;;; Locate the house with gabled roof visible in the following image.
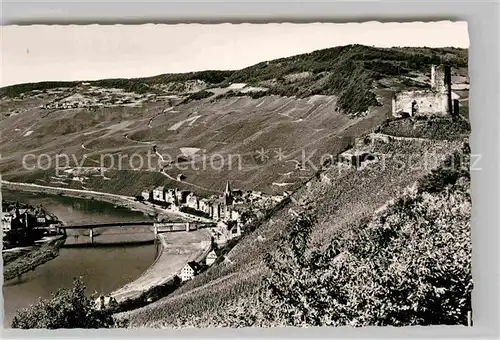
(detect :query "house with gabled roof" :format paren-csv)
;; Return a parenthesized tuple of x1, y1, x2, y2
(180, 261, 199, 281)
(205, 249, 218, 266)
(152, 186, 165, 201)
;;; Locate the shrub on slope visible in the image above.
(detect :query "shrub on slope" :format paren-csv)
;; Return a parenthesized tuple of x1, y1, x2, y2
(257, 149, 472, 327)
(1, 45, 467, 116)
(187, 148, 472, 327)
(11, 279, 119, 329)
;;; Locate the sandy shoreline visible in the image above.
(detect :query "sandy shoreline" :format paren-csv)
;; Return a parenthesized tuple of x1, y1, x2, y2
(111, 229, 212, 302)
(3, 180, 214, 307)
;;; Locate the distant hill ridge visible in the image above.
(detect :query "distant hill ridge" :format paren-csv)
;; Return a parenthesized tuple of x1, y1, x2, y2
(0, 44, 468, 115)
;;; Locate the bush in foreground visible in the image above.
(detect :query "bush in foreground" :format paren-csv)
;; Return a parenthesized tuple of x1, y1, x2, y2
(258, 152, 472, 326)
(199, 150, 472, 327)
(11, 279, 119, 329)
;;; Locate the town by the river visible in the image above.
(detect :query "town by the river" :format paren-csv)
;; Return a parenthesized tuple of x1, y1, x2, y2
(2, 189, 158, 327)
(2, 180, 282, 328)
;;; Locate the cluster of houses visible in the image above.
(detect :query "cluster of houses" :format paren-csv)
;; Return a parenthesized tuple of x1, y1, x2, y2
(143, 181, 239, 219)
(40, 102, 83, 110)
(142, 182, 284, 218)
(142, 182, 242, 241)
(1, 204, 60, 249)
(1, 207, 53, 235)
(141, 182, 286, 242)
(138, 181, 288, 282)
(39, 89, 148, 111)
(179, 248, 220, 282)
(93, 183, 289, 309)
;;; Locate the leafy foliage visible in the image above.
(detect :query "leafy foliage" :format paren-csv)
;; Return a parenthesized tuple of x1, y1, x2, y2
(379, 117, 470, 140)
(122, 137, 469, 328)
(182, 148, 472, 327)
(256, 151, 472, 326)
(183, 90, 213, 103)
(1, 45, 467, 116)
(11, 279, 119, 329)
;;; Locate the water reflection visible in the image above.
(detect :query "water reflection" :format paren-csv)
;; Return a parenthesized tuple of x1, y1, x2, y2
(2, 189, 156, 327)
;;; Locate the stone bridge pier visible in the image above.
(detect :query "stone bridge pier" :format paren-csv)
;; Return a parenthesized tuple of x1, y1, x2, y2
(151, 222, 192, 238)
(65, 220, 201, 245)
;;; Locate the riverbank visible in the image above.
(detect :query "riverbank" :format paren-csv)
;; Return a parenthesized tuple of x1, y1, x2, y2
(1, 180, 212, 223)
(2, 190, 161, 328)
(3, 183, 214, 322)
(3, 235, 66, 281)
(110, 229, 211, 303)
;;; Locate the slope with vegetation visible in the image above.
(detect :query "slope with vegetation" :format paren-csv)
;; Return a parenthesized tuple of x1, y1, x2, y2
(11, 279, 121, 329)
(3, 44, 471, 328)
(0, 45, 468, 197)
(120, 127, 470, 327)
(1, 45, 467, 115)
(220, 147, 472, 327)
(13, 132, 471, 329)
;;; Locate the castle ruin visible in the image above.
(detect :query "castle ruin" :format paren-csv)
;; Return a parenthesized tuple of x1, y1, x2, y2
(392, 64, 460, 118)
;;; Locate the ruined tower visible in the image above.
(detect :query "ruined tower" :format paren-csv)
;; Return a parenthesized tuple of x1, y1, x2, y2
(393, 64, 457, 118)
(431, 64, 453, 115)
(430, 65, 436, 89)
(431, 64, 447, 93)
(444, 64, 453, 115)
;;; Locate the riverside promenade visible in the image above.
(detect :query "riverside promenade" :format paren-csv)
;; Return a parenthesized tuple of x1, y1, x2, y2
(1, 180, 211, 223)
(3, 180, 214, 302)
(110, 229, 212, 302)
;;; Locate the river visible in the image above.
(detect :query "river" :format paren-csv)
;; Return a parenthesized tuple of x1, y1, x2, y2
(2, 189, 158, 327)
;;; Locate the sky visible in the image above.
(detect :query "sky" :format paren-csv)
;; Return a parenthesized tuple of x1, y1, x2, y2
(1, 21, 469, 87)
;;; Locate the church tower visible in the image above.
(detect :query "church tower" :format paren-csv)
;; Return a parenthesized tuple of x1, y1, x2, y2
(224, 181, 233, 206)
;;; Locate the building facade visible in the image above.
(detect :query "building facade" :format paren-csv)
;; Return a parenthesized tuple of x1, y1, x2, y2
(141, 190, 152, 201)
(164, 189, 178, 204)
(198, 199, 211, 215)
(1, 213, 13, 233)
(392, 64, 460, 118)
(186, 193, 199, 209)
(180, 263, 196, 281)
(152, 186, 165, 201)
(205, 250, 218, 266)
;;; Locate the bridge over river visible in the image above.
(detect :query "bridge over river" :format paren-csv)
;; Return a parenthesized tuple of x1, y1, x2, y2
(58, 220, 216, 244)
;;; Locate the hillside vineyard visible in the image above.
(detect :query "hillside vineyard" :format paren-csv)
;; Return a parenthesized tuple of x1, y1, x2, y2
(1, 23, 472, 330)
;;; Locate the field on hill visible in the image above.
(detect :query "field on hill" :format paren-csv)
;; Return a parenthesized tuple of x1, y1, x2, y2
(1, 44, 471, 328)
(119, 130, 470, 327)
(0, 93, 387, 196)
(0, 45, 468, 199)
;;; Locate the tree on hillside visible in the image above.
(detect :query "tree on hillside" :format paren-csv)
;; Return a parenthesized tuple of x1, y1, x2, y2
(240, 208, 258, 225)
(260, 153, 472, 326)
(11, 278, 119, 329)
